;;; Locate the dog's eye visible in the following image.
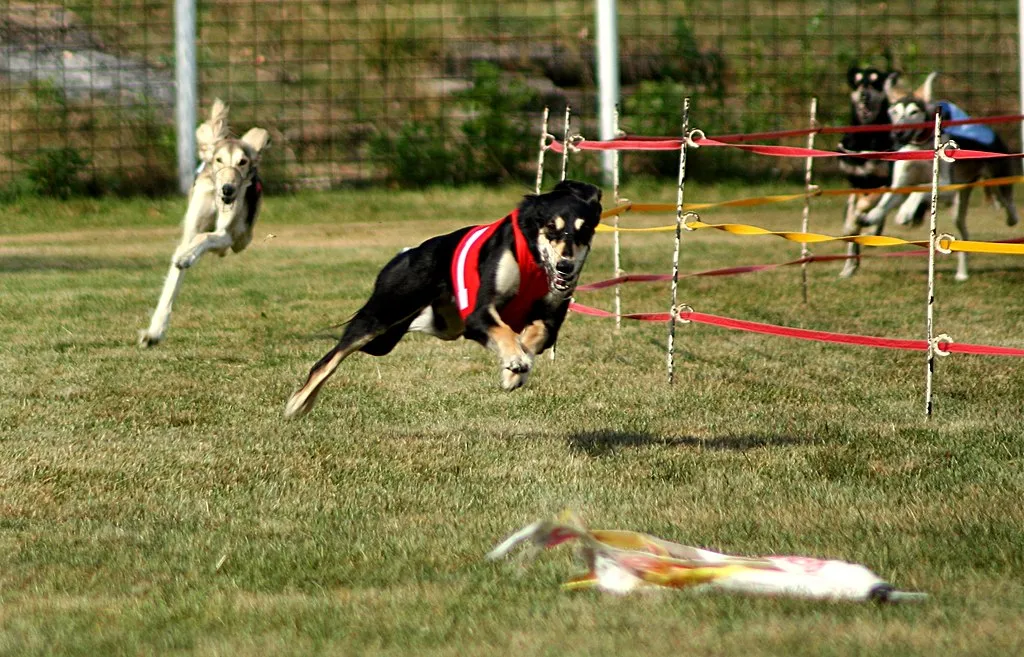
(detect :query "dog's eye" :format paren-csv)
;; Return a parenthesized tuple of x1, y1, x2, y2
(215, 157, 223, 164)
(238, 158, 248, 166)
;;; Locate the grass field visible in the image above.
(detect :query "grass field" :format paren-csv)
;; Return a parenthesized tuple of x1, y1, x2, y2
(2, 181, 1024, 656)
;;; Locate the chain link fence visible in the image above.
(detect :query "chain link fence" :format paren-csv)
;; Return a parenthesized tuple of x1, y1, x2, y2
(0, 1, 1019, 195)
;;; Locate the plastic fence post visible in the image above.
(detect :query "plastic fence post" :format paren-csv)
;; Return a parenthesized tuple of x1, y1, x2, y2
(800, 97, 818, 304)
(925, 111, 943, 417)
(534, 107, 550, 195)
(560, 105, 571, 182)
(668, 98, 691, 385)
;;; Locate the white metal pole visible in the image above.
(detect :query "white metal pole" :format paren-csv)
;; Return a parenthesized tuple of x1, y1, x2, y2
(1019, 0, 1024, 150)
(800, 97, 818, 304)
(667, 98, 690, 385)
(613, 105, 622, 331)
(925, 111, 942, 418)
(596, 0, 620, 187)
(175, 0, 197, 195)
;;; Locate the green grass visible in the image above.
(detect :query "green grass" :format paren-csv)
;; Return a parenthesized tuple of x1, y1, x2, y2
(2, 182, 1024, 655)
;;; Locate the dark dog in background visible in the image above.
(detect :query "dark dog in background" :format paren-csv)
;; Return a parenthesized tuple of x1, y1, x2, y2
(837, 66, 896, 191)
(836, 66, 926, 278)
(842, 72, 1019, 281)
(284, 180, 603, 419)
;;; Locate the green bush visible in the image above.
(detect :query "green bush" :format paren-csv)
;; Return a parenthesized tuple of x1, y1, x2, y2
(370, 62, 540, 187)
(456, 62, 540, 184)
(370, 119, 462, 187)
(23, 147, 92, 199)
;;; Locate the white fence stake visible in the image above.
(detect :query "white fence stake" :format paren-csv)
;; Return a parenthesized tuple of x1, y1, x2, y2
(551, 105, 573, 361)
(925, 110, 948, 418)
(667, 97, 692, 385)
(800, 97, 818, 304)
(534, 107, 551, 195)
(560, 105, 572, 182)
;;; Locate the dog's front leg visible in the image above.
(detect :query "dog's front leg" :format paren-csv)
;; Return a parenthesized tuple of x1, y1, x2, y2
(519, 319, 548, 356)
(894, 192, 928, 226)
(173, 196, 239, 269)
(466, 305, 532, 391)
(498, 319, 549, 390)
(858, 190, 903, 228)
(174, 226, 235, 269)
(840, 193, 877, 278)
(139, 263, 186, 347)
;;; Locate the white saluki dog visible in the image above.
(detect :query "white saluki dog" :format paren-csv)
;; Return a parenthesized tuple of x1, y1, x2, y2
(841, 72, 1018, 281)
(139, 99, 270, 346)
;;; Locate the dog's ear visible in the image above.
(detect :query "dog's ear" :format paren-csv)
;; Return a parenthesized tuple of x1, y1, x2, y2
(847, 66, 864, 89)
(241, 127, 271, 157)
(915, 71, 938, 104)
(553, 179, 602, 205)
(196, 99, 230, 162)
(883, 71, 906, 104)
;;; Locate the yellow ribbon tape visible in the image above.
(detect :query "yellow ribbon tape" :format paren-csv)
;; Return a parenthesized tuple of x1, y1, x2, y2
(599, 175, 1024, 221)
(684, 219, 1024, 255)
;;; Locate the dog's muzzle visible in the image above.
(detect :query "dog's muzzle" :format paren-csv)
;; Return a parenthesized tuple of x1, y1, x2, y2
(551, 259, 577, 292)
(220, 183, 238, 204)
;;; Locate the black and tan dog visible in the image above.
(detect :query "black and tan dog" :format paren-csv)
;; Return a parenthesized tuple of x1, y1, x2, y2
(284, 180, 603, 418)
(842, 72, 1019, 281)
(836, 65, 928, 278)
(837, 66, 896, 191)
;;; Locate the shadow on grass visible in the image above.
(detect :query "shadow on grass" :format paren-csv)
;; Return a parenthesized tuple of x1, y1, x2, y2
(567, 430, 805, 457)
(0, 255, 153, 272)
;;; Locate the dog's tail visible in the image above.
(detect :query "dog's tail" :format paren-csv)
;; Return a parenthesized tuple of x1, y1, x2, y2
(196, 99, 231, 162)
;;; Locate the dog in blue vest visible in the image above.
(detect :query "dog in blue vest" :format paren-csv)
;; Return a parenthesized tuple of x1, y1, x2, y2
(285, 180, 603, 418)
(842, 72, 1019, 281)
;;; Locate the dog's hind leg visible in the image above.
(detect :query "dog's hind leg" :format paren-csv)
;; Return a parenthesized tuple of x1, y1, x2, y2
(840, 194, 872, 278)
(285, 248, 449, 418)
(139, 263, 186, 347)
(408, 299, 464, 340)
(952, 187, 972, 281)
(284, 323, 384, 420)
(284, 302, 431, 419)
(992, 184, 1019, 227)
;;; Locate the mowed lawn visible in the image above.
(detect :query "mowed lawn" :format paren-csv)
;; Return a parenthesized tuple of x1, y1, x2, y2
(1, 181, 1023, 656)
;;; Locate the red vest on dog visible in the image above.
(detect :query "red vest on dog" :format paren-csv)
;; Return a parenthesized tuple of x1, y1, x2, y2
(452, 210, 549, 333)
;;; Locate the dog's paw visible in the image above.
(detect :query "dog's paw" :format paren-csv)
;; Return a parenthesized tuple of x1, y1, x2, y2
(173, 251, 197, 270)
(857, 211, 883, 227)
(502, 351, 532, 374)
(838, 262, 859, 279)
(955, 271, 969, 283)
(1007, 213, 1019, 227)
(894, 211, 914, 227)
(500, 367, 529, 391)
(284, 389, 316, 419)
(138, 330, 162, 348)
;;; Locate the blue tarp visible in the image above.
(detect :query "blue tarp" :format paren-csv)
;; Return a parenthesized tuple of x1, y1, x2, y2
(937, 100, 997, 146)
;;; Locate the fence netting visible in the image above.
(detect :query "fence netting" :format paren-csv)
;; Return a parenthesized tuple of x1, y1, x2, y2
(0, 0, 1018, 194)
